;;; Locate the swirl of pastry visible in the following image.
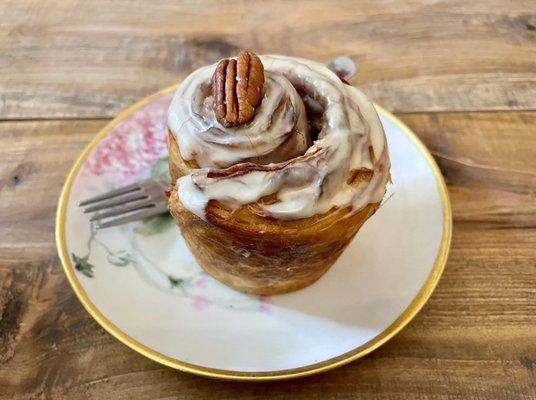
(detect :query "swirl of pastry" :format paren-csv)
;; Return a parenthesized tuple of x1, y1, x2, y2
(166, 53, 391, 295)
(168, 55, 390, 221)
(167, 65, 311, 169)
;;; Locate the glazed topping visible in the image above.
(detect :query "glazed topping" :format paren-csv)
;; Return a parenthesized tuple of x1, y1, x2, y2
(168, 59, 310, 168)
(168, 55, 390, 220)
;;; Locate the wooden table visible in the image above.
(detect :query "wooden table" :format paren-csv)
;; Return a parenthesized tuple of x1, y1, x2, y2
(1, 1, 535, 398)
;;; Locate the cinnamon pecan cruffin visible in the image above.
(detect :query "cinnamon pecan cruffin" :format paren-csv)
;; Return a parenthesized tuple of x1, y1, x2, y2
(212, 51, 265, 127)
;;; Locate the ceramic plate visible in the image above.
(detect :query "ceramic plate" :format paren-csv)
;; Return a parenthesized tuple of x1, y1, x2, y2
(56, 86, 451, 381)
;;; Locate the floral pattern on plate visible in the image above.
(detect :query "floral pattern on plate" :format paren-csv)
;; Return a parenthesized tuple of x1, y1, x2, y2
(58, 86, 449, 376)
(70, 93, 270, 313)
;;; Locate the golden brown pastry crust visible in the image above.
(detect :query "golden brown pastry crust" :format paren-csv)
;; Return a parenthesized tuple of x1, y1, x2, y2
(167, 130, 381, 295)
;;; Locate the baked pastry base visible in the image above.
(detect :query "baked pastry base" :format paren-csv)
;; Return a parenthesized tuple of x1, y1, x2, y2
(167, 131, 380, 295)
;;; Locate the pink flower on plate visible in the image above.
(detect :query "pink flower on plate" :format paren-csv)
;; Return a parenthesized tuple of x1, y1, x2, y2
(83, 94, 172, 182)
(259, 295, 271, 313)
(191, 295, 211, 310)
(194, 273, 210, 289)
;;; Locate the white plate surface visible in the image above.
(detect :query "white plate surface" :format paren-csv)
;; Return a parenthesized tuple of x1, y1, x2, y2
(56, 87, 451, 380)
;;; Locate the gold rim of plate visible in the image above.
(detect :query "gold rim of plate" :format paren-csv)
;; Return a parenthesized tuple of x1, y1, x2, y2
(55, 85, 452, 381)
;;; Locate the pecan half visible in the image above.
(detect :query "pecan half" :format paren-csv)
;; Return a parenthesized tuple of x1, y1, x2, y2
(212, 51, 264, 128)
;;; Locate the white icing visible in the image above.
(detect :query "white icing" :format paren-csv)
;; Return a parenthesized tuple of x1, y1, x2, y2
(168, 55, 390, 221)
(168, 68, 310, 168)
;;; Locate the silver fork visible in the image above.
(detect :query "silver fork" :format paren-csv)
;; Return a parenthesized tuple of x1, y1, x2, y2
(79, 178, 168, 229)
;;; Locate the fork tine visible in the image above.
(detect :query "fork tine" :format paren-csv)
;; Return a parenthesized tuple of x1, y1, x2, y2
(82, 192, 149, 213)
(89, 199, 154, 222)
(78, 182, 142, 207)
(95, 202, 169, 229)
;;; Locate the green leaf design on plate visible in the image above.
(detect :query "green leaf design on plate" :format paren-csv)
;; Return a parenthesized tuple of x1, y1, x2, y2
(168, 276, 184, 288)
(72, 253, 94, 278)
(134, 213, 174, 236)
(150, 156, 170, 180)
(106, 250, 131, 267)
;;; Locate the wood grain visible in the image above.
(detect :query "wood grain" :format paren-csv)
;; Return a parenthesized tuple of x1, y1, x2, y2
(1, 1, 535, 397)
(1, 0, 536, 119)
(0, 111, 535, 399)
(398, 111, 536, 229)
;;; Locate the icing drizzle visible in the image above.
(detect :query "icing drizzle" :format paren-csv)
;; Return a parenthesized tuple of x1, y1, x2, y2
(168, 55, 390, 221)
